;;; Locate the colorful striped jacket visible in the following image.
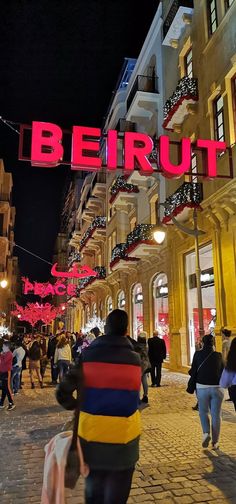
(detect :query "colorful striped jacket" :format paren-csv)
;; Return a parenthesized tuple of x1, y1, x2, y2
(57, 335, 141, 470)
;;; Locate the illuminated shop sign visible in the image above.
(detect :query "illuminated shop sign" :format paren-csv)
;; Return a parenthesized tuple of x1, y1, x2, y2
(156, 285, 168, 298)
(189, 267, 214, 289)
(18, 121, 232, 179)
(135, 293, 143, 304)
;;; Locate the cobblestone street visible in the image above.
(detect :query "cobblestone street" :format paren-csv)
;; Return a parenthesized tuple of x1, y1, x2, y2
(0, 369, 236, 504)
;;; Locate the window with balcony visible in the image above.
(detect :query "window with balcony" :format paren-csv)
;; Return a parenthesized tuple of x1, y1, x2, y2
(185, 48, 193, 78)
(225, 0, 234, 11)
(214, 95, 225, 142)
(207, 0, 218, 35)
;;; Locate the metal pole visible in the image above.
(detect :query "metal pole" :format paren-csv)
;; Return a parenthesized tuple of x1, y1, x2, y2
(193, 209, 204, 339)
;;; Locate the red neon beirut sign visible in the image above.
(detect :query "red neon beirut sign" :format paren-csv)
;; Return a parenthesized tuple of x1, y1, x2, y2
(19, 121, 230, 179)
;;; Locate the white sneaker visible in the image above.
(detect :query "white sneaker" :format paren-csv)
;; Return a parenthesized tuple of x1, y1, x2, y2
(212, 443, 219, 450)
(202, 433, 211, 448)
(0, 404, 5, 410)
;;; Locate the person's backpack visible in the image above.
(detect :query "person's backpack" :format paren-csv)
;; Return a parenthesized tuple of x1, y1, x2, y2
(28, 342, 41, 361)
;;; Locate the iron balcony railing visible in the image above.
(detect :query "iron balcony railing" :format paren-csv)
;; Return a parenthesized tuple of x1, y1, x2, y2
(79, 217, 106, 251)
(163, 0, 194, 39)
(127, 75, 159, 111)
(163, 76, 198, 124)
(126, 224, 156, 249)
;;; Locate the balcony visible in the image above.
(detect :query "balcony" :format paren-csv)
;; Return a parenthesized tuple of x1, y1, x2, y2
(78, 266, 106, 291)
(126, 224, 160, 258)
(163, 77, 198, 131)
(110, 243, 139, 271)
(115, 118, 137, 133)
(109, 176, 139, 204)
(91, 172, 106, 198)
(67, 251, 81, 267)
(163, 0, 194, 48)
(162, 182, 203, 224)
(126, 75, 159, 121)
(79, 217, 106, 252)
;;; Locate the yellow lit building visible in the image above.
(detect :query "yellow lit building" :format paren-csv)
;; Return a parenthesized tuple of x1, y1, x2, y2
(65, 0, 236, 372)
(0, 159, 18, 329)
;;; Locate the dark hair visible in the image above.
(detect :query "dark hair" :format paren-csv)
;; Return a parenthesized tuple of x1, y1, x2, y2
(202, 334, 214, 347)
(222, 328, 231, 338)
(226, 337, 236, 372)
(105, 309, 128, 336)
(91, 327, 100, 338)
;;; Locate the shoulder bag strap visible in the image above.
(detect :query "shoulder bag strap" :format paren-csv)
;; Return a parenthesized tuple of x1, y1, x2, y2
(197, 351, 214, 373)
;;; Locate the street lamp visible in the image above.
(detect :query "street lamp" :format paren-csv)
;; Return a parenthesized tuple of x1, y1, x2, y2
(0, 279, 8, 289)
(153, 204, 205, 339)
(153, 225, 166, 245)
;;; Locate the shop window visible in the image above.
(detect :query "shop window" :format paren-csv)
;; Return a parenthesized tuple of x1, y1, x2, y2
(214, 95, 225, 142)
(132, 283, 143, 339)
(153, 273, 170, 358)
(232, 75, 236, 139)
(184, 48, 193, 79)
(118, 290, 126, 310)
(92, 302, 97, 317)
(225, 0, 234, 11)
(106, 296, 113, 315)
(185, 243, 216, 362)
(207, 0, 218, 35)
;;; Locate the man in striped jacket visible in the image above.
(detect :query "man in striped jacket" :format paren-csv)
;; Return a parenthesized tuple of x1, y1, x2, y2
(57, 309, 141, 504)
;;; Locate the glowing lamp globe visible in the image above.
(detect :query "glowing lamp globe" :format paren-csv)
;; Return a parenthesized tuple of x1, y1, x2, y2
(62, 305, 66, 311)
(153, 226, 166, 245)
(0, 279, 8, 289)
(17, 314, 21, 319)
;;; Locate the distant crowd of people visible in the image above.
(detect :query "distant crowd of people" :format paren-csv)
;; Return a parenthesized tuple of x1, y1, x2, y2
(0, 327, 102, 411)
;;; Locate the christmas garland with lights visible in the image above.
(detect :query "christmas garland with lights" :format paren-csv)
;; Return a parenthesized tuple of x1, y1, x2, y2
(162, 182, 203, 223)
(78, 266, 106, 291)
(80, 217, 106, 251)
(110, 242, 139, 268)
(109, 176, 139, 203)
(163, 76, 198, 130)
(68, 250, 81, 267)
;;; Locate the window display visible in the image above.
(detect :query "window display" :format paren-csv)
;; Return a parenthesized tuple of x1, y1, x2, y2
(132, 283, 143, 339)
(153, 273, 170, 356)
(186, 243, 216, 362)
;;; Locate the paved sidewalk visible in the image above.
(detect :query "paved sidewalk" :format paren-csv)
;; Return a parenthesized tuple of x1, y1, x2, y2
(0, 369, 236, 503)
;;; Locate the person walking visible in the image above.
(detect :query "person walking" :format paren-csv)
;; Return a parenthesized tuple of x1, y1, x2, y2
(11, 339, 26, 394)
(221, 328, 233, 401)
(220, 337, 236, 411)
(136, 331, 150, 404)
(57, 309, 141, 504)
(148, 330, 166, 387)
(0, 340, 15, 410)
(189, 334, 224, 449)
(47, 333, 60, 384)
(28, 337, 43, 389)
(54, 335, 72, 382)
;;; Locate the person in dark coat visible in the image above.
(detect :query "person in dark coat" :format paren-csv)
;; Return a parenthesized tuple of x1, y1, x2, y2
(148, 330, 166, 387)
(57, 309, 141, 504)
(47, 334, 60, 384)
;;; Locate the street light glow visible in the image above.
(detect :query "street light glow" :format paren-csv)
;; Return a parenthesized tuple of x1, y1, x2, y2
(153, 226, 166, 245)
(0, 279, 8, 289)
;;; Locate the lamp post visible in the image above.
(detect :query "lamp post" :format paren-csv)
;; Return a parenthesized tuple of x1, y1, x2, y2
(153, 205, 205, 339)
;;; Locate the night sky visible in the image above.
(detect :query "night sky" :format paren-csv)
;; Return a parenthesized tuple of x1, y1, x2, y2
(0, 0, 158, 281)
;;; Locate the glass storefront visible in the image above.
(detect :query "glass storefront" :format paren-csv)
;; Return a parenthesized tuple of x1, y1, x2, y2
(132, 283, 143, 339)
(153, 273, 170, 356)
(185, 243, 216, 362)
(118, 290, 126, 310)
(106, 296, 113, 315)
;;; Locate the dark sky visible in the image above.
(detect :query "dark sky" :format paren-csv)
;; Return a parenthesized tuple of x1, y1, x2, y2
(0, 0, 158, 281)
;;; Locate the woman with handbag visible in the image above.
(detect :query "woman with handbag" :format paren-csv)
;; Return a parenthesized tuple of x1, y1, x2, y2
(188, 334, 224, 450)
(220, 337, 236, 411)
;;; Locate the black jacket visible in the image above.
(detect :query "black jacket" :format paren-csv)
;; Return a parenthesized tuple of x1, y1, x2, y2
(148, 336, 166, 363)
(190, 348, 223, 386)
